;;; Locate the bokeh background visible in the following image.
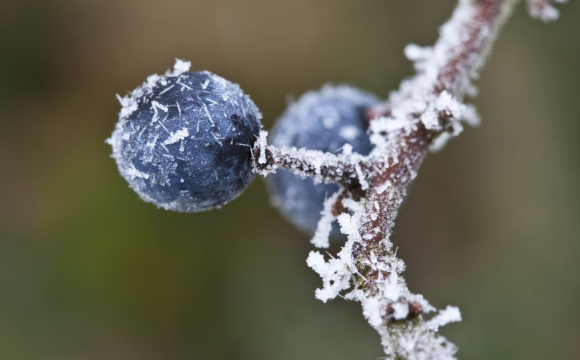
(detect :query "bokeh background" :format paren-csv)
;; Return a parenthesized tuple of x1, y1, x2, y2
(1, 0, 579, 359)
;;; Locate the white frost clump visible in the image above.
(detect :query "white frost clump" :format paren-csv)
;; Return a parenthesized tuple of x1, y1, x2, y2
(171, 58, 192, 75)
(527, 0, 568, 22)
(391, 302, 410, 320)
(163, 127, 189, 145)
(362, 298, 384, 327)
(308, 194, 461, 359)
(125, 164, 150, 180)
(367, 1, 489, 156)
(116, 94, 138, 120)
(257, 130, 268, 164)
(306, 250, 352, 303)
(426, 306, 462, 331)
(429, 132, 454, 153)
(311, 191, 342, 249)
(115, 59, 191, 120)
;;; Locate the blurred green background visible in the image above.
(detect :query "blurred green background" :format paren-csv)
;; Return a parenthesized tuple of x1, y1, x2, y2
(0, 0, 578, 359)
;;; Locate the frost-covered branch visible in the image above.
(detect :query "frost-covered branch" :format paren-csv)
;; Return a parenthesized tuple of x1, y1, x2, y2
(360, 0, 518, 275)
(251, 1, 546, 359)
(310, 1, 519, 358)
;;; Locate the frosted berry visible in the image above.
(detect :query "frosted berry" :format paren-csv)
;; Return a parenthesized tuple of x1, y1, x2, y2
(108, 60, 262, 212)
(266, 85, 379, 236)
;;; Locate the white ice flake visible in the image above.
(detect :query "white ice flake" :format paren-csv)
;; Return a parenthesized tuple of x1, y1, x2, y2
(169, 59, 191, 76)
(116, 94, 139, 119)
(392, 302, 410, 320)
(429, 132, 454, 153)
(257, 130, 268, 164)
(362, 297, 384, 328)
(527, 0, 567, 22)
(420, 109, 440, 130)
(151, 101, 169, 123)
(163, 127, 189, 145)
(306, 250, 352, 303)
(311, 191, 342, 249)
(426, 306, 462, 331)
(435, 91, 463, 119)
(125, 164, 149, 180)
(383, 282, 402, 302)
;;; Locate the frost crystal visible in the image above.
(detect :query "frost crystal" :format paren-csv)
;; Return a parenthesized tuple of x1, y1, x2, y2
(311, 191, 342, 249)
(527, 0, 568, 22)
(426, 306, 462, 331)
(306, 250, 352, 303)
(171, 58, 192, 75)
(257, 130, 268, 165)
(162, 127, 189, 146)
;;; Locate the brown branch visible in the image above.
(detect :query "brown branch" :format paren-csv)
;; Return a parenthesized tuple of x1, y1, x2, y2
(309, 0, 520, 357)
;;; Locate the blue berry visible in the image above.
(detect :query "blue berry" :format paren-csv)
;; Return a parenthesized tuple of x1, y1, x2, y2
(108, 60, 262, 212)
(266, 85, 379, 236)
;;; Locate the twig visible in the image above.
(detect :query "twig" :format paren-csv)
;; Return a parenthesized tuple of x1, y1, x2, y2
(252, 139, 370, 189)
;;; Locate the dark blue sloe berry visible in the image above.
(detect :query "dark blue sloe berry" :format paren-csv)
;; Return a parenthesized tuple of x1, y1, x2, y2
(108, 60, 262, 212)
(266, 85, 380, 237)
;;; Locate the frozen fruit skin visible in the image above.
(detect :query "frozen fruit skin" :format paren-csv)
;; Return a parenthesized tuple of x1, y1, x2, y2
(108, 61, 262, 212)
(266, 85, 379, 237)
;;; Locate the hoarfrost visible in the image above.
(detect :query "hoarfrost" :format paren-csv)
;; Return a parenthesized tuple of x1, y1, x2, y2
(341, 143, 353, 155)
(300, 1, 512, 358)
(116, 94, 138, 119)
(257, 130, 268, 164)
(306, 185, 462, 358)
(170, 59, 191, 76)
(311, 190, 342, 249)
(429, 132, 454, 153)
(163, 128, 189, 145)
(527, 0, 568, 22)
(362, 297, 384, 327)
(426, 306, 462, 331)
(151, 101, 169, 122)
(306, 250, 352, 303)
(126, 164, 150, 180)
(366, 1, 493, 155)
(391, 302, 410, 320)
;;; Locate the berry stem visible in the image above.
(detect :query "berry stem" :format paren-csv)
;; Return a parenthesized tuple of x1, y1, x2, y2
(252, 143, 370, 189)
